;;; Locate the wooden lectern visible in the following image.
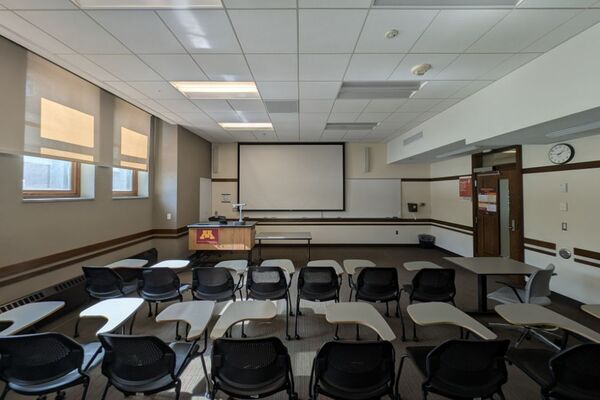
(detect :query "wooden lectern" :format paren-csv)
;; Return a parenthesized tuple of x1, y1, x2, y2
(188, 221, 256, 252)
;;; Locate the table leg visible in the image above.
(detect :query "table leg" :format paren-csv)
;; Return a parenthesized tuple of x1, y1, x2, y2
(258, 239, 262, 263)
(478, 275, 488, 313)
(307, 239, 311, 262)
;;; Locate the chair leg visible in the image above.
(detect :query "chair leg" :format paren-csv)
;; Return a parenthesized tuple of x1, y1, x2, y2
(74, 317, 81, 338)
(241, 320, 247, 338)
(356, 324, 360, 341)
(288, 291, 294, 316)
(0, 385, 10, 400)
(100, 383, 111, 400)
(496, 389, 506, 400)
(294, 295, 301, 340)
(154, 302, 159, 316)
(334, 324, 340, 341)
(285, 296, 291, 341)
(397, 299, 406, 342)
(385, 302, 390, 317)
(413, 320, 418, 342)
(176, 321, 181, 340)
(174, 380, 181, 400)
(81, 377, 90, 400)
(147, 301, 153, 317)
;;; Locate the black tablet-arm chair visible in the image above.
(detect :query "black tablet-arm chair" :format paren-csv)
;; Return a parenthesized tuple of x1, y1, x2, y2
(246, 266, 292, 340)
(209, 337, 297, 400)
(402, 268, 456, 341)
(295, 266, 340, 340)
(192, 267, 240, 303)
(309, 340, 397, 400)
(98, 334, 197, 400)
(138, 267, 190, 318)
(354, 267, 405, 341)
(399, 339, 510, 400)
(506, 343, 600, 400)
(0, 333, 103, 400)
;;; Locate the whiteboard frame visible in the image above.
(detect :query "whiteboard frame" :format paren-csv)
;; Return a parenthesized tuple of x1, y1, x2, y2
(237, 142, 346, 212)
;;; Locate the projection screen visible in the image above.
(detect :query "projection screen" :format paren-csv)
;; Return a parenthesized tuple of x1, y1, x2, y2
(238, 143, 345, 211)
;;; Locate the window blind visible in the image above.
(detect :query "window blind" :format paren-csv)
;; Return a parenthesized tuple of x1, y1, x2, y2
(113, 98, 151, 171)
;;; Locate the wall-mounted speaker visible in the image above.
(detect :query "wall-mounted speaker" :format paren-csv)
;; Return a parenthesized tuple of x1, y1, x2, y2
(363, 146, 371, 173)
(212, 144, 219, 174)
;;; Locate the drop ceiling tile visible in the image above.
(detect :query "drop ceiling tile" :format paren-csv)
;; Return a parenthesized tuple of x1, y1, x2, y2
(328, 113, 360, 123)
(269, 113, 299, 124)
(128, 81, 184, 99)
(299, 54, 351, 81)
(256, 82, 298, 99)
(355, 10, 438, 53)
(177, 111, 213, 124)
(481, 53, 541, 80)
(343, 131, 375, 141)
(389, 53, 459, 80)
(0, 11, 75, 54)
(299, 0, 371, 7)
(299, 9, 368, 53)
(299, 81, 341, 99)
(436, 53, 513, 80)
(429, 98, 461, 112)
(105, 81, 148, 99)
(450, 80, 493, 99)
(229, 10, 297, 53)
(363, 99, 407, 113)
(255, 131, 278, 141)
(524, 10, 600, 52)
(300, 112, 328, 132)
(413, 10, 509, 53)
(157, 99, 200, 113)
(86, 55, 162, 81)
(138, 98, 170, 114)
(157, 10, 241, 54)
(0, 0, 76, 9)
(332, 99, 369, 113)
(246, 54, 298, 81)
(192, 54, 252, 81)
(228, 99, 266, 113)
(517, 0, 597, 7)
(16, 11, 129, 54)
(89, 10, 184, 54)
(207, 111, 242, 121)
(236, 111, 270, 122)
(344, 54, 404, 81)
(58, 54, 118, 81)
(139, 54, 207, 81)
(355, 113, 390, 122)
(299, 100, 334, 113)
(224, 0, 296, 7)
(397, 99, 440, 112)
(411, 81, 469, 99)
(192, 100, 234, 112)
(230, 132, 257, 141)
(322, 131, 347, 140)
(413, 111, 439, 124)
(467, 9, 580, 53)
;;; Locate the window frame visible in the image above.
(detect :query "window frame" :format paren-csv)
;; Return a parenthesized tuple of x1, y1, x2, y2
(22, 159, 81, 199)
(112, 168, 138, 197)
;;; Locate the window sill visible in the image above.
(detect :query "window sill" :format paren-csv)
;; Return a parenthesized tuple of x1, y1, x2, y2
(22, 197, 94, 203)
(112, 196, 149, 200)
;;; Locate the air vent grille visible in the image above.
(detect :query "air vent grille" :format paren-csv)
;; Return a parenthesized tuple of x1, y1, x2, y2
(337, 81, 422, 99)
(265, 100, 299, 113)
(403, 131, 423, 146)
(325, 122, 379, 131)
(0, 275, 85, 313)
(374, 0, 518, 6)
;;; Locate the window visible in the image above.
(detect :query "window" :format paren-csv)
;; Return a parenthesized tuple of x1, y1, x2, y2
(22, 156, 80, 198)
(112, 167, 138, 197)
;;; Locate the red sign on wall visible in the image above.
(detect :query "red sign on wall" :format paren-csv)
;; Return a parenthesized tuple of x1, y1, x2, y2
(196, 228, 219, 244)
(459, 176, 472, 198)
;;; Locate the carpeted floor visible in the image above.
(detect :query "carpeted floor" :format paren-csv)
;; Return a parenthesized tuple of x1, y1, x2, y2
(5, 245, 600, 399)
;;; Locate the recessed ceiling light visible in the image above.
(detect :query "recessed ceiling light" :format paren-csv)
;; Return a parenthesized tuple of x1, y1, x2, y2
(219, 123, 273, 131)
(411, 64, 432, 76)
(170, 81, 259, 100)
(72, 0, 222, 8)
(337, 81, 423, 99)
(385, 29, 399, 39)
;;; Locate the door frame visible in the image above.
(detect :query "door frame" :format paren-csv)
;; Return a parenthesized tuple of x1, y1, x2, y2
(471, 145, 524, 260)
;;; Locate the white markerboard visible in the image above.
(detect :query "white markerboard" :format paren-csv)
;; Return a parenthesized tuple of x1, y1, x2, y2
(323, 179, 402, 218)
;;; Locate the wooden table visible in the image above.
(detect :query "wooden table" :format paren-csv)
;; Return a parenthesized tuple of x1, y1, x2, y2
(256, 232, 312, 262)
(445, 257, 540, 313)
(78, 298, 144, 336)
(496, 303, 600, 344)
(581, 304, 600, 319)
(0, 301, 65, 336)
(404, 261, 442, 271)
(105, 258, 148, 269)
(407, 302, 497, 340)
(307, 259, 344, 276)
(325, 302, 396, 341)
(210, 301, 277, 340)
(151, 259, 190, 270)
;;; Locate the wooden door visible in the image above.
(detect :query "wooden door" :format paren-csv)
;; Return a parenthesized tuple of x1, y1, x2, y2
(476, 174, 501, 257)
(499, 168, 524, 261)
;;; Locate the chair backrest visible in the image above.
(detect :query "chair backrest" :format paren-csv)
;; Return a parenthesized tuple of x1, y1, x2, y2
(82, 266, 124, 298)
(314, 341, 395, 394)
(99, 334, 175, 385)
(130, 248, 158, 266)
(549, 343, 600, 399)
(139, 268, 180, 296)
(211, 337, 290, 391)
(356, 267, 399, 292)
(192, 267, 235, 298)
(426, 339, 509, 396)
(524, 264, 555, 302)
(0, 333, 84, 384)
(411, 268, 456, 301)
(246, 266, 287, 300)
(298, 267, 339, 295)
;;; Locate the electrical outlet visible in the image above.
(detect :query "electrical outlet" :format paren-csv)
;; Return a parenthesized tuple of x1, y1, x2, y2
(395, 230, 399, 235)
(166, 213, 172, 220)
(561, 222, 568, 231)
(559, 202, 568, 211)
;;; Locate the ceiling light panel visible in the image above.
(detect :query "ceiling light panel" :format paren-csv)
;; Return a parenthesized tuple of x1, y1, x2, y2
(325, 122, 379, 130)
(171, 81, 260, 99)
(72, 0, 222, 9)
(219, 122, 274, 131)
(373, 0, 519, 6)
(337, 81, 423, 99)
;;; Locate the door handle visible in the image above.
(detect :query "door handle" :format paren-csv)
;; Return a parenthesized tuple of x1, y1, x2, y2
(510, 219, 516, 232)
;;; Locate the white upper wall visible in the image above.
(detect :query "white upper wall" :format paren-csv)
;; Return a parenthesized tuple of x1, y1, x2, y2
(388, 22, 600, 163)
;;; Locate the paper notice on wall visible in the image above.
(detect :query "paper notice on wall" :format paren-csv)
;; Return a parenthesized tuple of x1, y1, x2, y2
(478, 188, 497, 213)
(459, 176, 472, 199)
(487, 203, 497, 212)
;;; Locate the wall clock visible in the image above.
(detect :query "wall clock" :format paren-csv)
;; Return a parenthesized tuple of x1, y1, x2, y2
(548, 143, 575, 165)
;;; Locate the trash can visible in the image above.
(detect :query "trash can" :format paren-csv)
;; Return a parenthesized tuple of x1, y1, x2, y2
(418, 234, 436, 249)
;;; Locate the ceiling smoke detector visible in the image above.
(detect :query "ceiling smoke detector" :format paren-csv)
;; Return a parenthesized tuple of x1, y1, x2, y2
(385, 29, 399, 39)
(411, 63, 432, 76)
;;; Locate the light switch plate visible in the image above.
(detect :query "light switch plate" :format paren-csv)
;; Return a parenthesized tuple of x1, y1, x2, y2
(561, 222, 568, 231)
(559, 183, 568, 193)
(559, 202, 568, 211)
